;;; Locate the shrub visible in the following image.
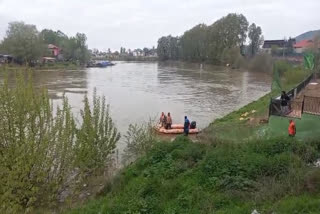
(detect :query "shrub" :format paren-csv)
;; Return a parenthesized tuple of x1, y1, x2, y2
(0, 72, 120, 212)
(75, 90, 120, 174)
(248, 53, 273, 73)
(122, 120, 157, 166)
(283, 66, 310, 86)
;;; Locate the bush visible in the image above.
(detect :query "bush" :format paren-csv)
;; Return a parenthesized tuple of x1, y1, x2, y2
(122, 120, 157, 166)
(283, 66, 310, 86)
(0, 72, 120, 212)
(249, 53, 273, 73)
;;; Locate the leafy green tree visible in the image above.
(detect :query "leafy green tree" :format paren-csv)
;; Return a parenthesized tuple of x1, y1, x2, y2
(180, 24, 208, 61)
(248, 23, 263, 56)
(207, 13, 249, 62)
(40, 29, 90, 64)
(157, 35, 180, 60)
(39, 29, 67, 46)
(1, 22, 45, 64)
(75, 90, 120, 174)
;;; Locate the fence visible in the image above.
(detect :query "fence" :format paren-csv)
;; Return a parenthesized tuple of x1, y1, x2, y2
(269, 73, 315, 117)
(303, 95, 320, 115)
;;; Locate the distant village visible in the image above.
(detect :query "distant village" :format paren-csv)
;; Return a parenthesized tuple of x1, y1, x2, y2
(89, 47, 158, 61)
(0, 44, 159, 65)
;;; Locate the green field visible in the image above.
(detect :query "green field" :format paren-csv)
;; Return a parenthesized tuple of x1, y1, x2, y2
(268, 114, 320, 139)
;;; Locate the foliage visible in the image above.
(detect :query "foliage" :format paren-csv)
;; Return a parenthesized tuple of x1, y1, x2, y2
(180, 24, 208, 61)
(248, 23, 263, 57)
(75, 90, 120, 173)
(0, 71, 120, 213)
(40, 29, 90, 64)
(282, 66, 310, 86)
(207, 13, 249, 62)
(248, 53, 273, 73)
(0, 22, 46, 64)
(157, 35, 180, 60)
(273, 60, 310, 87)
(221, 46, 245, 68)
(122, 120, 158, 165)
(305, 35, 320, 70)
(157, 13, 253, 65)
(66, 136, 320, 214)
(0, 22, 90, 65)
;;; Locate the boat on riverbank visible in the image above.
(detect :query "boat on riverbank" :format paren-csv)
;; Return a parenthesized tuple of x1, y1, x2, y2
(87, 60, 115, 68)
(156, 124, 199, 134)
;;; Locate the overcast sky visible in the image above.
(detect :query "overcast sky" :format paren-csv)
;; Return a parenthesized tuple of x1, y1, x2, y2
(0, 0, 319, 51)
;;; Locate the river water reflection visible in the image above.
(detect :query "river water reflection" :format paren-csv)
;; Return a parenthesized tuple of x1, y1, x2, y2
(7, 61, 271, 154)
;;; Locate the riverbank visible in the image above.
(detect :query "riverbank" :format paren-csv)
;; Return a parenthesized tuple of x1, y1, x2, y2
(0, 62, 83, 70)
(65, 95, 320, 214)
(64, 63, 320, 214)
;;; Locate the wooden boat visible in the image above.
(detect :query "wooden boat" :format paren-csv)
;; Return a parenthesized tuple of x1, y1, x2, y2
(156, 124, 199, 134)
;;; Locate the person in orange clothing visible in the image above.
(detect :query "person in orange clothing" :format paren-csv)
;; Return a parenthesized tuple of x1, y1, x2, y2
(288, 120, 296, 137)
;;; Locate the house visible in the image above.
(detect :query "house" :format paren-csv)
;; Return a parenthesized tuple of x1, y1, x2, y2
(48, 44, 61, 57)
(262, 39, 296, 54)
(293, 39, 319, 53)
(0, 54, 14, 64)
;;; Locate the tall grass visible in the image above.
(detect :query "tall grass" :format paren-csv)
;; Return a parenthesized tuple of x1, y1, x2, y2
(66, 137, 320, 214)
(0, 72, 120, 213)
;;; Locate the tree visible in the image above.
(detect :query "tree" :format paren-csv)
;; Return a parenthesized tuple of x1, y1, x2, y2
(157, 35, 180, 60)
(207, 13, 249, 63)
(1, 22, 45, 64)
(156, 13, 253, 64)
(180, 24, 208, 61)
(248, 23, 263, 57)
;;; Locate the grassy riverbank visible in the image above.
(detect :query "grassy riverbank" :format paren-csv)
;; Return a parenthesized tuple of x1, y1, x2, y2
(66, 136, 320, 214)
(65, 66, 320, 214)
(1, 62, 83, 70)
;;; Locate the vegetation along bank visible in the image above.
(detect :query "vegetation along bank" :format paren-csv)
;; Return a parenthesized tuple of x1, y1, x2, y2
(65, 62, 320, 214)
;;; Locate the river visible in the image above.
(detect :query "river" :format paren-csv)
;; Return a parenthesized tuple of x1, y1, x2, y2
(9, 61, 271, 155)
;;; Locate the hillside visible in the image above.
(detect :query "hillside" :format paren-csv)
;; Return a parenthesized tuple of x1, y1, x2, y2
(295, 30, 320, 42)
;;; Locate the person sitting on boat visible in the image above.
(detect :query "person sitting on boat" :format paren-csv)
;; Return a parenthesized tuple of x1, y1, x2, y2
(166, 112, 172, 129)
(163, 114, 167, 128)
(184, 116, 190, 136)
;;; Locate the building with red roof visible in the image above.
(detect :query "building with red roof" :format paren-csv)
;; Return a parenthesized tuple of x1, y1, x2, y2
(48, 44, 61, 57)
(294, 39, 319, 53)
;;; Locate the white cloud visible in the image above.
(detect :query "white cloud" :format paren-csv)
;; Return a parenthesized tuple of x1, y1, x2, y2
(0, 0, 319, 50)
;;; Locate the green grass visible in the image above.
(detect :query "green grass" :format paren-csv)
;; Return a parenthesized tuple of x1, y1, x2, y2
(65, 136, 320, 214)
(268, 114, 320, 139)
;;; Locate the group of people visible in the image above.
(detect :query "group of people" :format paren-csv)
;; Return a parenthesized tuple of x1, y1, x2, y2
(159, 113, 192, 136)
(160, 112, 172, 130)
